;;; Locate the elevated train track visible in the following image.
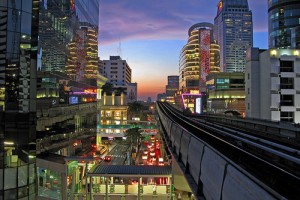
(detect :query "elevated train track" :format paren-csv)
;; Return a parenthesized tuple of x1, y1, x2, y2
(157, 102, 300, 200)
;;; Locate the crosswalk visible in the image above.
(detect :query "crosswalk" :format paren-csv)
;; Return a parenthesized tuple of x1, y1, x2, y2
(110, 154, 126, 158)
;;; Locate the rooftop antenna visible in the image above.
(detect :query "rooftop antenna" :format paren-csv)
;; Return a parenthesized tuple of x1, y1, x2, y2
(117, 37, 122, 58)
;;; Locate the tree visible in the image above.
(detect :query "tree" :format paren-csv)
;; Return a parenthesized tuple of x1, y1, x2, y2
(102, 83, 126, 96)
(124, 127, 143, 146)
(124, 127, 143, 164)
(102, 83, 114, 95)
(127, 101, 147, 121)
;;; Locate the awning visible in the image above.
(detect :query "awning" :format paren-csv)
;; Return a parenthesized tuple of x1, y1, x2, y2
(88, 165, 172, 177)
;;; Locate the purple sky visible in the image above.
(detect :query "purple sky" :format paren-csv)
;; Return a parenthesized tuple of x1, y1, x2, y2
(99, 0, 268, 101)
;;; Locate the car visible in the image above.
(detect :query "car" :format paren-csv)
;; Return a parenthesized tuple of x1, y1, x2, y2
(104, 155, 112, 162)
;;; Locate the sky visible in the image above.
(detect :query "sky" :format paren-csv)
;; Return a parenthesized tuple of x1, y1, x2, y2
(98, 0, 269, 101)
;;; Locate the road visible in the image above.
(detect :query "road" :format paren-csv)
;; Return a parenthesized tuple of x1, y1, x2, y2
(102, 144, 129, 165)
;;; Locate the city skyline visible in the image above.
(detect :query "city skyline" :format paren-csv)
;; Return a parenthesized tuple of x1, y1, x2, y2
(99, 0, 268, 101)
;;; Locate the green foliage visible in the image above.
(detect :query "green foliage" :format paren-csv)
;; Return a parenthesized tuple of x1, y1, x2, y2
(123, 127, 144, 147)
(102, 82, 126, 95)
(128, 101, 148, 121)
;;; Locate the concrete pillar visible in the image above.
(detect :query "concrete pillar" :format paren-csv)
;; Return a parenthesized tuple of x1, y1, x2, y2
(103, 92, 106, 105)
(89, 176, 93, 200)
(85, 176, 88, 199)
(112, 92, 115, 106)
(138, 177, 141, 199)
(105, 177, 109, 200)
(121, 92, 124, 105)
(61, 172, 67, 200)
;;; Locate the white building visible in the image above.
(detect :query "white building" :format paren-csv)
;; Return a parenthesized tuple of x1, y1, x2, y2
(245, 48, 300, 123)
(103, 56, 132, 86)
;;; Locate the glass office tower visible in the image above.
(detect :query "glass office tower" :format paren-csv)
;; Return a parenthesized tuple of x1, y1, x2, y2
(0, 0, 39, 199)
(214, 0, 253, 72)
(268, 0, 300, 48)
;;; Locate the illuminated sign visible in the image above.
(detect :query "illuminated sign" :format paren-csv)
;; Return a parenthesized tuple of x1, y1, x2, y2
(218, 1, 223, 13)
(195, 98, 202, 114)
(70, 0, 75, 12)
(190, 90, 200, 94)
(200, 30, 211, 83)
(84, 89, 97, 93)
(69, 96, 78, 104)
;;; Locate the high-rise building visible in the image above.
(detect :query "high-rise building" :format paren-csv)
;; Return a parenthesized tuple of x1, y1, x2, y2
(39, 0, 99, 79)
(38, 0, 72, 72)
(245, 48, 300, 123)
(127, 83, 138, 103)
(179, 23, 219, 93)
(210, 41, 221, 73)
(65, 23, 99, 80)
(103, 56, 132, 87)
(166, 76, 179, 104)
(166, 75, 179, 96)
(214, 0, 253, 72)
(268, 0, 300, 49)
(0, 1, 39, 199)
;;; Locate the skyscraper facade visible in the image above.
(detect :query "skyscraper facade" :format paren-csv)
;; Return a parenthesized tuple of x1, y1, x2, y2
(0, 1, 39, 199)
(166, 76, 179, 97)
(65, 23, 98, 80)
(103, 56, 132, 87)
(210, 41, 221, 73)
(39, 0, 99, 79)
(214, 0, 253, 72)
(268, 0, 300, 48)
(38, 0, 72, 72)
(179, 23, 218, 93)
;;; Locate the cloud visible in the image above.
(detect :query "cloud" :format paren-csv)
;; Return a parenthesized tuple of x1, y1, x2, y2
(99, 0, 268, 45)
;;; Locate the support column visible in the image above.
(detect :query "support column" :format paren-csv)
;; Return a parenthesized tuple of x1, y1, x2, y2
(105, 177, 109, 200)
(168, 177, 172, 200)
(138, 177, 141, 199)
(61, 172, 67, 200)
(85, 175, 88, 199)
(89, 176, 93, 200)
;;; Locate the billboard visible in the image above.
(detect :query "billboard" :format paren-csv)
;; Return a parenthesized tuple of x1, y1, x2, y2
(200, 30, 211, 83)
(195, 97, 202, 114)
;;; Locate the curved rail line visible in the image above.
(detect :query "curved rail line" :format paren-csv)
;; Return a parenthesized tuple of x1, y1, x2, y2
(157, 101, 300, 199)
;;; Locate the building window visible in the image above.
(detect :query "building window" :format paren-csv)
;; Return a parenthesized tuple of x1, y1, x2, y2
(280, 77, 294, 89)
(280, 112, 294, 122)
(247, 73, 250, 80)
(247, 88, 250, 94)
(280, 60, 293, 72)
(216, 78, 229, 84)
(230, 79, 244, 84)
(111, 62, 117, 65)
(280, 95, 294, 106)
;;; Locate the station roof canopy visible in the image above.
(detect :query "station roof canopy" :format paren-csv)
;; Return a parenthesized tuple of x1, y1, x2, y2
(88, 165, 172, 177)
